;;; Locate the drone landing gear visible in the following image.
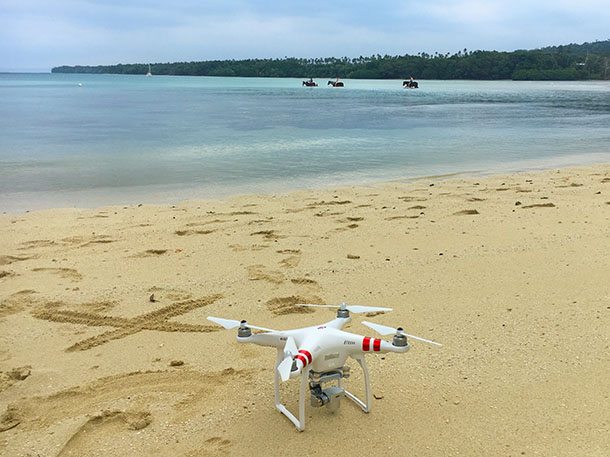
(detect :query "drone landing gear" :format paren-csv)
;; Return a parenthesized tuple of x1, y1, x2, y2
(273, 352, 372, 431)
(342, 356, 372, 414)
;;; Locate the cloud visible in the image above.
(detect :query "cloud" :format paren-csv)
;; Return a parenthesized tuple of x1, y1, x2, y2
(0, 0, 608, 71)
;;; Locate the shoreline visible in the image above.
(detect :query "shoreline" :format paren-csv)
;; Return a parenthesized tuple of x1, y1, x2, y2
(1, 162, 609, 456)
(3, 153, 610, 215)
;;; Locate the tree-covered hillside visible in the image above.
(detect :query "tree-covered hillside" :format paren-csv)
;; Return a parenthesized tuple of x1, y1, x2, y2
(52, 40, 610, 80)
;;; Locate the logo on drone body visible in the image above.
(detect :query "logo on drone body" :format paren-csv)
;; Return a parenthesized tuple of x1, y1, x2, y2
(343, 340, 355, 345)
(324, 352, 340, 360)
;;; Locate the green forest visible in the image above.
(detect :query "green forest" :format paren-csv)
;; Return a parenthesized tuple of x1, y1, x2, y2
(52, 40, 610, 80)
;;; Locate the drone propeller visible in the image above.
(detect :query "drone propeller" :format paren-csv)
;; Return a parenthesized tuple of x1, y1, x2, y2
(207, 316, 277, 333)
(297, 303, 392, 314)
(361, 321, 442, 347)
(277, 336, 298, 381)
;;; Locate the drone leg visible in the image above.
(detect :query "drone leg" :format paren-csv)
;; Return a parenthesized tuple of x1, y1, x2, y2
(274, 349, 307, 432)
(344, 356, 371, 413)
(274, 349, 282, 407)
(298, 367, 309, 430)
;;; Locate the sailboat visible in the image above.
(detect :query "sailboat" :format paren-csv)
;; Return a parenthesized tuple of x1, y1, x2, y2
(146, 64, 152, 77)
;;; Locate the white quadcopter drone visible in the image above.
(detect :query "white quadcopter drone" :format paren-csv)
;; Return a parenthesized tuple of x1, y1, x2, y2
(208, 302, 441, 431)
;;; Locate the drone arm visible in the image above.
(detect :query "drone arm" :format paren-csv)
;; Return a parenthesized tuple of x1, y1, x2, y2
(237, 332, 284, 348)
(379, 340, 410, 354)
(324, 316, 352, 330)
(355, 336, 410, 355)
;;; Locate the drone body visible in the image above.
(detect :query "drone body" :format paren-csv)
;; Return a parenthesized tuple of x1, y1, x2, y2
(208, 303, 441, 431)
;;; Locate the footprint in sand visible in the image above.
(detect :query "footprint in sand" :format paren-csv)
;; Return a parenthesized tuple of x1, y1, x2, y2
(0, 366, 32, 394)
(219, 210, 257, 216)
(307, 200, 352, 207)
(0, 254, 35, 266)
(132, 249, 169, 257)
(59, 235, 114, 247)
(78, 236, 115, 247)
(280, 256, 300, 268)
(247, 265, 285, 284)
(0, 290, 37, 319)
(290, 277, 319, 286)
(398, 196, 427, 202)
(229, 244, 268, 252)
(32, 267, 82, 281)
(453, 209, 480, 215)
(521, 203, 556, 209)
(184, 437, 232, 456)
(250, 230, 283, 240)
(266, 295, 323, 315)
(315, 211, 344, 217)
(0, 270, 16, 279)
(0, 405, 21, 432)
(18, 239, 56, 250)
(185, 218, 229, 227)
(384, 215, 419, 220)
(276, 249, 302, 269)
(555, 183, 583, 188)
(175, 229, 216, 236)
(57, 409, 153, 455)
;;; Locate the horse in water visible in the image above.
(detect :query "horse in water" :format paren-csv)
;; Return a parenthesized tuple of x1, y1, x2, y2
(303, 80, 318, 87)
(328, 80, 344, 87)
(403, 80, 419, 89)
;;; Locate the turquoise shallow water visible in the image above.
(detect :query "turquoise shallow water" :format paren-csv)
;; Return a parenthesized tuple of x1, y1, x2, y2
(1, 74, 609, 211)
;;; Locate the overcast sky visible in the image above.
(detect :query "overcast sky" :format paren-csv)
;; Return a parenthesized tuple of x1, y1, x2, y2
(1, 0, 609, 72)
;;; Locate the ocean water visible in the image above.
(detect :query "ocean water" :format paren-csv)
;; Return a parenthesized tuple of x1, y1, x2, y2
(1, 73, 609, 212)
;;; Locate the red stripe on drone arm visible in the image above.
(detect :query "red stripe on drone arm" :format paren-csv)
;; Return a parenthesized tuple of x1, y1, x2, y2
(362, 336, 371, 352)
(299, 349, 313, 365)
(373, 339, 381, 352)
(294, 354, 308, 366)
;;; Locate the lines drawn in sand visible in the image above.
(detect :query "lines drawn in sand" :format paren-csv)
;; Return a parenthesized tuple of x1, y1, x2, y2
(31, 295, 222, 351)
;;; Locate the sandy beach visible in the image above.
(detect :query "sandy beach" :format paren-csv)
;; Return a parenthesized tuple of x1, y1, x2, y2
(1, 164, 609, 456)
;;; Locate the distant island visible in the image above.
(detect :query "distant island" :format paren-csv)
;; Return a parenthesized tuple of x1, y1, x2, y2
(52, 40, 610, 80)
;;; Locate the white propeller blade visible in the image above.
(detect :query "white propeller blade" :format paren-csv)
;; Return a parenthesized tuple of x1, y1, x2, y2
(361, 321, 442, 347)
(277, 336, 298, 382)
(207, 316, 241, 329)
(296, 304, 392, 314)
(347, 305, 392, 313)
(402, 333, 442, 347)
(361, 320, 395, 335)
(277, 356, 293, 382)
(284, 336, 298, 356)
(207, 316, 277, 332)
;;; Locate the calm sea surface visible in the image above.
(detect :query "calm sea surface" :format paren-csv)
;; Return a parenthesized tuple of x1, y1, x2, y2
(1, 73, 609, 211)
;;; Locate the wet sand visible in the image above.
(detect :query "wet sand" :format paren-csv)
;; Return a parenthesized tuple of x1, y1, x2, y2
(1, 164, 609, 456)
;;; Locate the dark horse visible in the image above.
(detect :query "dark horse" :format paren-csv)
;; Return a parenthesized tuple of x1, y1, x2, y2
(402, 80, 419, 89)
(302, 80, 318, 87)
(328, 80, 344, 87)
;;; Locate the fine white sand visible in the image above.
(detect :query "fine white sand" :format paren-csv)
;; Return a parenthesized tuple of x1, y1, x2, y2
(1, 165, 609, 456)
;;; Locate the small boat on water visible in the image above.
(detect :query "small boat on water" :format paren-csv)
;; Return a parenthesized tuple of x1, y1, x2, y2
(146, 64, 152, 77)
(303, 79, 318, 87)
(328, 79, 344, 87)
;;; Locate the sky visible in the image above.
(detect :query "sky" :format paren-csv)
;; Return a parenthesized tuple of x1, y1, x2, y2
(1, 0, 609, 72)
